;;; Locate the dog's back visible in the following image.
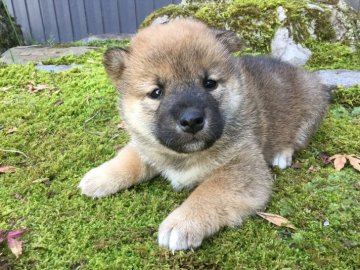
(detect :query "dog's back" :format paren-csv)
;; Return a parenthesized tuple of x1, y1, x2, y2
(238, 56, 329, 167)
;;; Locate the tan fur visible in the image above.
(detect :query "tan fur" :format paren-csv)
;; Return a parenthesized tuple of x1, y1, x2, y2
(79, 19, 329, 250)
(79, 145, 157, 197)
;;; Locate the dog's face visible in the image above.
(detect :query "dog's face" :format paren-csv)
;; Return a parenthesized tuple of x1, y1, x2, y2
(104, 19, 243, 153)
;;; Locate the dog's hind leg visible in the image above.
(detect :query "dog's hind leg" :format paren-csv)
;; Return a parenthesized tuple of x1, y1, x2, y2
(272, 148, 294, 169)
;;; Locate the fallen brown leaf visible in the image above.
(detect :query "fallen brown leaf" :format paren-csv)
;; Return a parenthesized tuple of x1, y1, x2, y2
(0, 229, 26, 258)
(257, 212, 296, 229)
(307, 165, 320, 173)
(0, 166, 16, 173)
(117, 121, 126, 130)
(347, 155, 360, 172)
(329, 154, 360, 172)
(7, 229, 25, 239)
(6, 127, 18, 134)
(7, 238, 22, 258)
(27, 81, 50, 93)
(329, 154, 347, 171)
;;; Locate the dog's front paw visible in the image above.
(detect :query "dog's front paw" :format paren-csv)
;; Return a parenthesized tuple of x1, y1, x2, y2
(79, 165, 124, 198)
(158, 206, 211, 251)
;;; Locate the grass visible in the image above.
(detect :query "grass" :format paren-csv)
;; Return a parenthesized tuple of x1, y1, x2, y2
(0, 40, 360, 269)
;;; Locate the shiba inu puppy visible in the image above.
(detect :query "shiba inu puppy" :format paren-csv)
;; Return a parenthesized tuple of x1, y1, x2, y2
(79, 19, 329, 251)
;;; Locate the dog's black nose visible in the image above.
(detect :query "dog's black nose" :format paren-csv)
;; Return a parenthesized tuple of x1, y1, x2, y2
(179, 108, 205, 134)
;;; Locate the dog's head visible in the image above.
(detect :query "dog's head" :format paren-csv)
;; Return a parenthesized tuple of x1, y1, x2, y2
(104, 19, 243, 153)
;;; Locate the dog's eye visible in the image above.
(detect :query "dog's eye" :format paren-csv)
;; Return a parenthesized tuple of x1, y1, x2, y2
(148, 88, 163, 99)
(203, 79, 218, 90)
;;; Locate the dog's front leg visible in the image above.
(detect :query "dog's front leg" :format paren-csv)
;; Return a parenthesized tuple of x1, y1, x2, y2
(79, 143, 158, 198)
(158, 155, 273, 251)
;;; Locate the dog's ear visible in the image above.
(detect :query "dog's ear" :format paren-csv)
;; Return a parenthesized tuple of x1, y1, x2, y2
(103, 48, 129, 81)
(214, 30, 244, 53)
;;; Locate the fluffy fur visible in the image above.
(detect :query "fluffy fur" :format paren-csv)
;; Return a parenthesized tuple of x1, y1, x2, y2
(79, 19, 329, 251)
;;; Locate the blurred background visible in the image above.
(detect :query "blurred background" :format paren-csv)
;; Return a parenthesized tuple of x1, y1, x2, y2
(2, 0, 182, 44)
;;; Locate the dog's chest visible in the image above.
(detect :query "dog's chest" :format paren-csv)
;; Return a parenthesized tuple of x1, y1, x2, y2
(162, 164, 210, 190)
(137, 142, 215, 190)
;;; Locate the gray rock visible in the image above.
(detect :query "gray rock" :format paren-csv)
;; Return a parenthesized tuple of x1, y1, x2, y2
(306, 4, 325, 12)
(1, 45, 95, 64)
(35, 64, 81, 73)
(276, 6, 287, 22)
(328, 0, 360, 42)
(314, 69, 360, 88)
(152, 15, 170, 25)
(271, 27, 312, 66)
(79, 33, 133, 43)
(344, 0, 360, 12)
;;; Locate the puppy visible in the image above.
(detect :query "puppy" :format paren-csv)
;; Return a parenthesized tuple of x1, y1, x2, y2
(79, 19, 329, 251)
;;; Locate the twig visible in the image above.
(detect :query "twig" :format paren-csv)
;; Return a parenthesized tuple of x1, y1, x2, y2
(0, 149, 29, 159)
(83, 110, 122, 136)
(84, 111, 101, 124)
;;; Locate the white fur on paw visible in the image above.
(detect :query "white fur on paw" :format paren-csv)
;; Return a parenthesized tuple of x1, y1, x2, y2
(272, 149, 293, 169)
(158, 208, 205, 251)
(79, 166, 120, 198)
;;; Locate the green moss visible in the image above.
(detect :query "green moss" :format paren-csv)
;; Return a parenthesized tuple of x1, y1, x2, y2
(306, 42, 360, 70)
(1, 31, 360, 269)
(332, 86, 360, 108)
(53, 39, 130, 49)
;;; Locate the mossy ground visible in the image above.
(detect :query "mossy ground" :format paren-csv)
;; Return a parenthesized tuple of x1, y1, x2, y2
(0, 38, 359, 269)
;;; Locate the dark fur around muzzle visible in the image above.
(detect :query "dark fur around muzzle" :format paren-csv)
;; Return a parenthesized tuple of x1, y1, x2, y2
(155, 88, 224, 153)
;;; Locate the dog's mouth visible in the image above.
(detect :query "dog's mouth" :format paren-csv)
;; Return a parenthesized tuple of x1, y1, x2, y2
(156, 132, 217, 153)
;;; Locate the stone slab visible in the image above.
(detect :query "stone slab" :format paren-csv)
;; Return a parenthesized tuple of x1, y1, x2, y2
(314, 69, 360, 88)
(1, 45, 95, 64)
(79, 33, 134, 43)
(35, 64, 81, 73)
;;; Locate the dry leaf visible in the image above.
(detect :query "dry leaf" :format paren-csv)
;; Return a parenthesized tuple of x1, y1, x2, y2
(329, 154, 360, 172)
(0, 166, 16, 173)
(117, 121, 126, 130)
(257, 212, 296, 229)
(7, 238, 22, 258)
(307, 165, 320, 173)
(347, 155, 360, 172)
(7, 230, 26, 239)
(27, 81, 49, 93)
(6, 127, 18, 134)
(329, 154, 347, 171)
(0, 229, 26, 258)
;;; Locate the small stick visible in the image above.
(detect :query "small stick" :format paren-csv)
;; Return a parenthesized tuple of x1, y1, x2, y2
(0, 149, 29, 159)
